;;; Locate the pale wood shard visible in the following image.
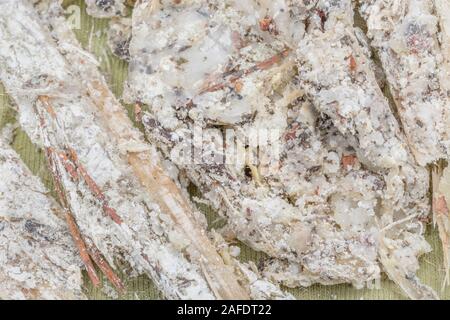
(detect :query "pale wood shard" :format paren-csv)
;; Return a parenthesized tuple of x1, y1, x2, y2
(126, 152, 249, 299)
(66, 145, 124, 225)
(38, 93, 126, 292)
(39, 96, 125, 226)
(0, 127, 86, 300)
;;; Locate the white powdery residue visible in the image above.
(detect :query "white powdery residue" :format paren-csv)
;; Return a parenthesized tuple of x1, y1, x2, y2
(0, 132, 85, 300)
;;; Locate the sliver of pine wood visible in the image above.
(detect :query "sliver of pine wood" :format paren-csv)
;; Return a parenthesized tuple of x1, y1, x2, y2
(0, 0, 448, 299)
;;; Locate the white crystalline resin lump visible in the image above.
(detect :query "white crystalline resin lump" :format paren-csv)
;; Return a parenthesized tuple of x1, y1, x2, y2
(360, 0, 450, 165)
(0, 0, 291, 300)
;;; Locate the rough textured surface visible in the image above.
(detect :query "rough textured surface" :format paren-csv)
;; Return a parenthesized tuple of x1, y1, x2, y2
(107, 17, 132, 61)
(0, 0, 219, 300)
(0, 127, 85, 300)
(1, 0, 450, 299)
